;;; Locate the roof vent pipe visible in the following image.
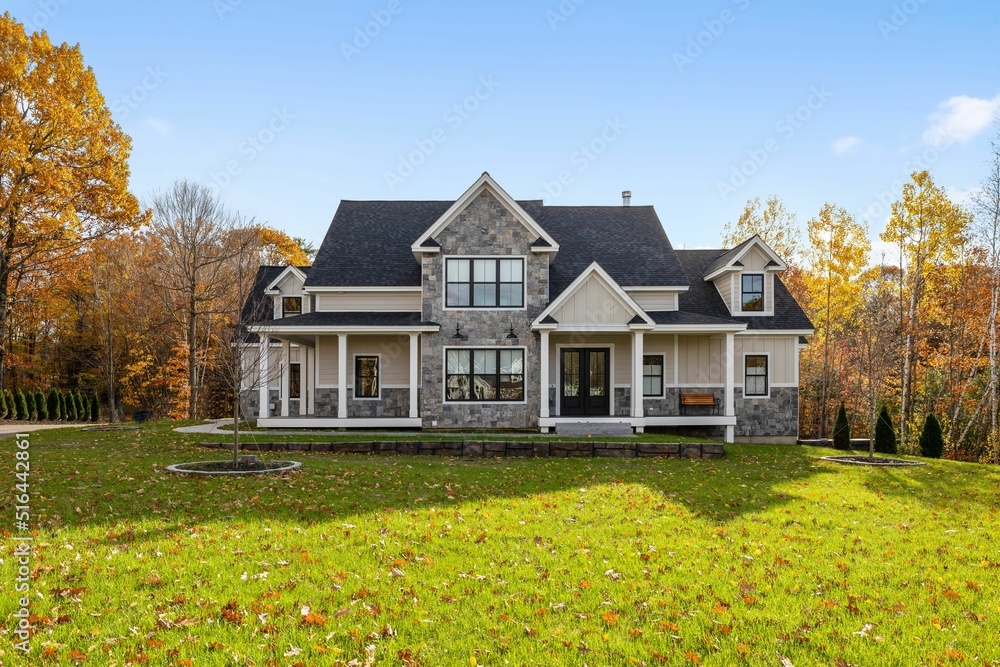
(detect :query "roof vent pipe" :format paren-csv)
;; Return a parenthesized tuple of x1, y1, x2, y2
(622, 190, 631, 207)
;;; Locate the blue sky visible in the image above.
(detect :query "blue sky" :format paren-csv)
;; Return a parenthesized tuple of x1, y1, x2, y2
(8, 0, 1000, 257)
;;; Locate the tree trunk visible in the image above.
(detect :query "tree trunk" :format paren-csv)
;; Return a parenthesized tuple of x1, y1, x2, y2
(819, 278, 832, 438)
(233, 390, 240, 468)
(188, 290, 198, 420)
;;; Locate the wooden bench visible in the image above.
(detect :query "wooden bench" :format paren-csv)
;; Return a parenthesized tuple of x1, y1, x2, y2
(679, 393, 719, 416)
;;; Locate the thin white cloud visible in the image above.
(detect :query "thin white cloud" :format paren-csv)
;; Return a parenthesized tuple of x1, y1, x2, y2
(832, 135, 863, 155)
(922, 94, 1000, 146)
(143, 117, 172, 135)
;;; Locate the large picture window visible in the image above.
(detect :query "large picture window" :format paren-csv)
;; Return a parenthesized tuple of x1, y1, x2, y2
(446, 348, 524, 401)
(642, 355, 664, 397)
(745, 355, 768, 397)
(741, 274, 764, 312)
(355, 356, 379, 398)
(446, 258, 524, 308)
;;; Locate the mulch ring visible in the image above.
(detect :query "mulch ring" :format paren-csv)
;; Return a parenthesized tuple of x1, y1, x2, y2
(165, 459, 302, 475)
(820, 455, 926, 467)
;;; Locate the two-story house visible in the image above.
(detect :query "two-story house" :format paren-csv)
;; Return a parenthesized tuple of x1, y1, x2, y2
(242, 173, 813, 443)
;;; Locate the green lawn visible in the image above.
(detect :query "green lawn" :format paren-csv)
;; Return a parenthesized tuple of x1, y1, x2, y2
(1, 423, 998, 666)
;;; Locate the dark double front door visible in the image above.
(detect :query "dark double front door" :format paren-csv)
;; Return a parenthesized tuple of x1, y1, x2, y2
(560, 348, 610, 416)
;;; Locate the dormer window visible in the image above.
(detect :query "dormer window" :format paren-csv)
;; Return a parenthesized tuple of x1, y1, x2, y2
(282, 297, 302, 317)
(446, 258, 524, 308)
(741, 275, 764, 312)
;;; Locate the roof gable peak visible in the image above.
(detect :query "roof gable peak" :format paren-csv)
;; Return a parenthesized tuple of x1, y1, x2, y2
(410, 173, 559, 259)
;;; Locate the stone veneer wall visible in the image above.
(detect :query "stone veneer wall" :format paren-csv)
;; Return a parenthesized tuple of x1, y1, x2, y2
(734, 386, 798, 438)
(240, 389, 279, 419)
(613, 388, 631, 417)
(420, 191, 547, 429)
(314, 388, 339, 418)
(643, 387, 724, 417)
(347, 388, 409, 419)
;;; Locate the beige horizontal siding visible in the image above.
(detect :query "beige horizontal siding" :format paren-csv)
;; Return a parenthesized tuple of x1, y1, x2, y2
(316, 291, 420, 312)
(628, 291, 678, 311)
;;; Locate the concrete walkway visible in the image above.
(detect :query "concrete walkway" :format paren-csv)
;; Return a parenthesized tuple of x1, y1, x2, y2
(174, 420, 232, 434)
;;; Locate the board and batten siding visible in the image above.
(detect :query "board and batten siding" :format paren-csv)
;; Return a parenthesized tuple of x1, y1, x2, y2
(676, 335, 724, 385)
(315, 291, 421, 312)
(316, 335, 414, 387)
(643, 334, 675, 386)
(627, 291, 678, 312)
(550, 276, 636, 327)
(735, 335, 798, 386)
(546, 334, 633, 386)
(713, 276, 734, 313)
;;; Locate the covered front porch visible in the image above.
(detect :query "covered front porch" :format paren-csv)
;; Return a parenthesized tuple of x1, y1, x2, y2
(247, 316, 438, 429)
(535, 326, 744, 442)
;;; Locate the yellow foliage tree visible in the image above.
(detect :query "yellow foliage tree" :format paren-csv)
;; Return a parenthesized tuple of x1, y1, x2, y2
(257, 225, 311, 266)
(880, 170, 971, 446)
(803, 204, 870, 437)
(0, 13, 145, 386)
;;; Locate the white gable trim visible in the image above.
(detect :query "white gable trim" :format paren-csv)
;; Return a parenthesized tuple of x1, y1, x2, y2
(410, 172, 559, 256)
(704, 235, 787, 281)
(531, 261, 654, 329)
(265, 265, 308, 293)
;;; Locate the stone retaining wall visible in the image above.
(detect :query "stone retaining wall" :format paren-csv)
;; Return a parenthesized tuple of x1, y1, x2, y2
(200, 440, 725, 459)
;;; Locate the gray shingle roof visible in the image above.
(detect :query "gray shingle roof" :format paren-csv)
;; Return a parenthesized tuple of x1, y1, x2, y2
(241, 265, 310, 324)
(646, 311, 743, 327)
(522, 203, 689, 295)
(305, 200, 453, 288)
(675, 250, 814, 331)
(305, 200, 689, 293)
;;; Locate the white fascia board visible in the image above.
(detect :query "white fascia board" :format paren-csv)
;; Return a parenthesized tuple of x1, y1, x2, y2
(703, 265, 742, 282)
(736, 329, 814, 336)
(649, 324, 747, 333)
(622, 285, 690, 292)
(303, 286, 423, 293)
(730, 235, 787, 270)
(264, 265, 308, 292)
(249, 325, 440, 334)
(532, 261, 655, 327)
(410, 172, 559, 253)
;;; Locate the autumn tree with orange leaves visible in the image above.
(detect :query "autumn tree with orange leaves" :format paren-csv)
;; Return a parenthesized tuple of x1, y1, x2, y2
(0, 13, 146, 389)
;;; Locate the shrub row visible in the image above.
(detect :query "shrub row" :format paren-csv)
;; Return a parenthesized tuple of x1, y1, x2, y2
(0, 389, 101, 422)
(833, 403, 945, 458)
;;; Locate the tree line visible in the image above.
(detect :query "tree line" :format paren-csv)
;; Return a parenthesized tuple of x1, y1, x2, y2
(726, 130, 1000, 462)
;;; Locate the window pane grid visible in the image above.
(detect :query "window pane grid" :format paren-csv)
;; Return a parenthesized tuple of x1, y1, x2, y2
(446, 349, 524, 402)
(355, 356, 379, 398)
(745, 355, 768, 396)
(642, 355, 664, 397)
(445, 258, 524, 308)
(741, 274, 764, 312)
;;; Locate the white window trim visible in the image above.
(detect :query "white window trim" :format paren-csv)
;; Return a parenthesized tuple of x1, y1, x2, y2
(742, 351, 771, 399)
(442, 255, 528, 312)
(442, 346, 528, 405)
(641, 353, 666, 399)
(352, 354, 381, 400)
(281, 295, 304, 319)
(554, 344, 616, 417)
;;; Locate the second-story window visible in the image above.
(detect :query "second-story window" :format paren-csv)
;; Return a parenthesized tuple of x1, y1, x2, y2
(282, 297, 302, 317)
(741, 274, 764, 312)
(445, 258, 524, 308)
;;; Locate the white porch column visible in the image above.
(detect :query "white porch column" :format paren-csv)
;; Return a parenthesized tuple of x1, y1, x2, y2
(258, 337, 269, 418)
(306, 346, 316, 416)
(631, 331, 644, 419)
(337, 333, 348, 419)
(298, 346, 307, 416)
(725, 332, 736, 444)
(409, 333, 419, 419)
(539, 330, 550, 420)
(280, 340, 291, 417)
